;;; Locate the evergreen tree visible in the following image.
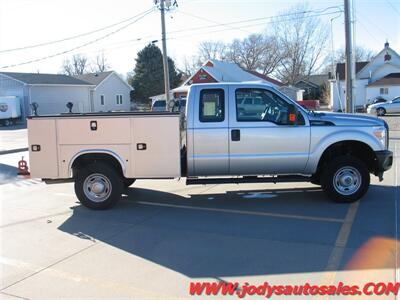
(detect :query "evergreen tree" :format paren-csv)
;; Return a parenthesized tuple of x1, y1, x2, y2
(130, 44, 181, 102)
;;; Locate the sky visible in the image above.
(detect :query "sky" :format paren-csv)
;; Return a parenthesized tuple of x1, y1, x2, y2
(0, 0, 399, 78)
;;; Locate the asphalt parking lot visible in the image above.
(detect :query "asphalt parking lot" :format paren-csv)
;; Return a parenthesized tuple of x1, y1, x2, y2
(0, 116, 399, 299)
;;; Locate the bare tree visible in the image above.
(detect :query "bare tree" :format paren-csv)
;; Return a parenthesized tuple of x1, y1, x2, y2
(335, 46, 376, 62)
(91, 53, 110, 73)
(181, 55, 200, 76)
(272, 4, 329, 84)
(197, 41, 227, 62)
(226, 34, 282, 75)
(227, 34, 265, 71)
(62, 54, 90, 76)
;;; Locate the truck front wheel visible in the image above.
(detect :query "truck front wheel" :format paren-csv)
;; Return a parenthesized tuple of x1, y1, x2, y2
(74, 162, 123, 210)
(321, 156, 370, 203)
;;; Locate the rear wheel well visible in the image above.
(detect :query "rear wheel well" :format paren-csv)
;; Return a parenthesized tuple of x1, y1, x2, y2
(314, 141, 376, 180)
(71, 153, 124, 178)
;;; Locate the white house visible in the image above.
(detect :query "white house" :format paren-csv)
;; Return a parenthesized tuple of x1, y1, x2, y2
(0, 71, 132, 121)
(0, 72, 94, 119)
(74, 71, 132, 112)
(330, 42, 400, 111)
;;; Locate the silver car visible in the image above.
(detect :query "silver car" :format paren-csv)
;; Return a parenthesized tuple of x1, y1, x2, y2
(367, 96, 400, 116)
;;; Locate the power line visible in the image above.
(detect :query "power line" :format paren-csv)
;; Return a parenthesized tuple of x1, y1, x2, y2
(177, 10, 253, 34)
(0, 8, 155, 53)
(72, 9, 342, 57)
(167, 7, 343, 36)
(89, 8, 343, 51)
(0, 9, 155, 69)
(1, 6, 343, 68)
(386, 0, 400, 16)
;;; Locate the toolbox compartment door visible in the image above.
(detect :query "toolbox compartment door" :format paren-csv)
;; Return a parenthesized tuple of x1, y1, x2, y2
(28, 119, 58, 178)
(57, 118, 131, 145)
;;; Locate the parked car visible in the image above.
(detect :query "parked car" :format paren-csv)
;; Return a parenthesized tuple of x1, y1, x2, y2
(236, 96, 267, 119)
(367, 96, 400, 116)
(151, 100, 166, 111)
(366, 96, 387, 108)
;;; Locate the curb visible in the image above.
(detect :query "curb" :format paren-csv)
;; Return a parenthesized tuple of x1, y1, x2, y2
(0, 147, 29, 155)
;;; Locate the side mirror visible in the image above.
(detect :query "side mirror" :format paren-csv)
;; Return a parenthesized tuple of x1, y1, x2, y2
(287, 104, 297, 125)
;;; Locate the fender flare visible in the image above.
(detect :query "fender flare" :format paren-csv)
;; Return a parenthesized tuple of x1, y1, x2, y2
(305, 131, 381, 174)
(68, 149, 127, 177)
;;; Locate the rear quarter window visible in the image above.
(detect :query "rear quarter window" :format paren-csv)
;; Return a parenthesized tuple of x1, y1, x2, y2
(199, 89, 225, 122)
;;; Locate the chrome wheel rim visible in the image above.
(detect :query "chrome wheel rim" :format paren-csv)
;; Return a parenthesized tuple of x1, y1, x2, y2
(83, 173, 112, 202)
(333, 166, 362, 196)
(377, 109, 384, 116)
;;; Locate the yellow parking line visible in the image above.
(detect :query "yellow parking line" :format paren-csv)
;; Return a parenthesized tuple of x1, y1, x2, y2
(136, 201, 344, 223)
(325, 201, 360, 272)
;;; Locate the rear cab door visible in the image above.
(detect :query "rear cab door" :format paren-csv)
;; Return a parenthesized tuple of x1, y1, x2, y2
(188, 85, 229, 176)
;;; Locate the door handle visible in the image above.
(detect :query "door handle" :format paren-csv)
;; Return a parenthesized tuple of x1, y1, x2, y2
(231, 129, 240, 141)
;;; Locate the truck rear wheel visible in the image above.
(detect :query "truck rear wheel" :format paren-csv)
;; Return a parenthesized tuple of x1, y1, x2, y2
(74, 162, 123, 210)
(321, 156, 370, 203)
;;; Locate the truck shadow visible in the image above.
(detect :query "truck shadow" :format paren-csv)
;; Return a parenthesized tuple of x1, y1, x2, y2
(58, 184, 397, 278)
(0, 163, 19, 185)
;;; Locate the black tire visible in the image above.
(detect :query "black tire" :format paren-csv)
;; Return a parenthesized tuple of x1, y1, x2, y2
(74, 162, 123, 210)
(123, 178, 136, 188)
(321, 156, 370, 203)
(376, 107, 386, 116)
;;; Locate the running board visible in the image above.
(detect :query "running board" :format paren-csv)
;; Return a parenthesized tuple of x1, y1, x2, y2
(186, 175, 311, 185)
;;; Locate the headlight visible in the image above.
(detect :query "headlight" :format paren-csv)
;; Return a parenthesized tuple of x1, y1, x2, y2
(373, 126, 386, 148)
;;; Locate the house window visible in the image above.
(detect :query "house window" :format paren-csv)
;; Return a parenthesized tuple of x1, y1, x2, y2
(116, 94, 123, 105)
(199, 74, 208, 80)
(100, 95, 105, 106)
(380, 88, 389, 95)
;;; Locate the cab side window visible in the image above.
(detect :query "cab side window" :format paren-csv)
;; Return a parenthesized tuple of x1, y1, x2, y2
(236, 88, 305, 125)
(199, 89, 225, 122)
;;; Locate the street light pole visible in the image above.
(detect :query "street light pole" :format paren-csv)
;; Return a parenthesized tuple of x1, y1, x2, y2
(344, 0, 355, 113)
(159, 0, 171, 111)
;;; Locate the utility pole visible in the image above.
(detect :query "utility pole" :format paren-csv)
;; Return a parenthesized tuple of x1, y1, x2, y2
(344, 0, 355, 113)
(159, 0, 171, 111)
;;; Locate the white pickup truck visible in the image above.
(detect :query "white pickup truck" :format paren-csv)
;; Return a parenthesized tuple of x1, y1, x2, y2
(28, 82, 393, 209)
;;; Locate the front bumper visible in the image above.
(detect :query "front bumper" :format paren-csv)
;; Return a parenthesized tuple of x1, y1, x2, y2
(374, 150, 393, 173)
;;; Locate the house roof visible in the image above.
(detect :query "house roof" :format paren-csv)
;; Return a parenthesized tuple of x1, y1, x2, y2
(245, 70, 284, 86)
(368, 73, 400, 86)
(74, 71, 113, 86)
(302, 74, 329, 86)
(0, 72, 93, 85)
(335, 61, 369, 80)
(184, 60, 266, 85)
(204, 60, 262, 82)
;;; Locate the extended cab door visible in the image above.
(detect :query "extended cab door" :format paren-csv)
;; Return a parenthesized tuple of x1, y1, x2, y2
(189, 86, 229, 176)
(228, 86, 310, 175)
